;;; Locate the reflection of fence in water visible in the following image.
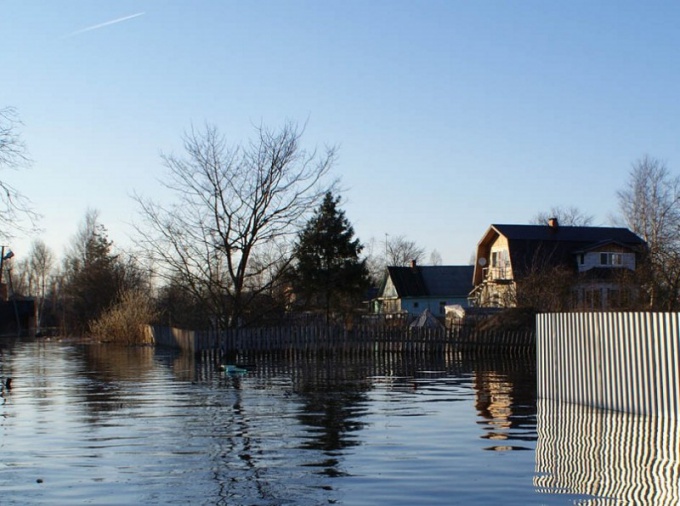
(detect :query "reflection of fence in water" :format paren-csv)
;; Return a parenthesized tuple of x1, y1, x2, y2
(535, 399, 680, 505)
(157, 347, 536, 399)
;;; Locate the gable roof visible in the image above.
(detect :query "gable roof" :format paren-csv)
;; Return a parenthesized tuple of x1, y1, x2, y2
(384, 265, 474, 298)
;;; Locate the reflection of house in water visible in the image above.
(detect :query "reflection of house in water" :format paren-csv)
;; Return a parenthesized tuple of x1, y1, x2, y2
(475, 371, 513, 440)
(473, 360, 537, 450)
(535, 399, 680, 504)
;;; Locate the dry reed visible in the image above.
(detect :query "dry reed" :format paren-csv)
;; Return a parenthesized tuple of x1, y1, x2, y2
(89, 289, 158, 345)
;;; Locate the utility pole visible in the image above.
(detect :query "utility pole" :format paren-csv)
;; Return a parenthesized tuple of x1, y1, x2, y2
(0, 246, 14, 301)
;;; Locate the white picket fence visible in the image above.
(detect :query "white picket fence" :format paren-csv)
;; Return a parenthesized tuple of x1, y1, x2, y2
(537, 312, 680, 417)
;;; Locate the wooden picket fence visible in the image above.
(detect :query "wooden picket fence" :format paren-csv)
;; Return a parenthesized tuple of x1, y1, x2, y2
(147, 324, 534, 355)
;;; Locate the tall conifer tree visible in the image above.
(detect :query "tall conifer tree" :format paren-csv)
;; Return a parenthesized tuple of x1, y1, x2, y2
(293, 192, 369, 323)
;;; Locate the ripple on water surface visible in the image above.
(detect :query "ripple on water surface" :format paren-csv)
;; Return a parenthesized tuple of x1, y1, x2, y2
(0, 340, 617, 505)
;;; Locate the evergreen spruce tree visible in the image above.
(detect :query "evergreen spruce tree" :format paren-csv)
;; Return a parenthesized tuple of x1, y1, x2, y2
(63, 223, 123, 334)
(293, 192, 370, 323)
(61, 211, 149, 335)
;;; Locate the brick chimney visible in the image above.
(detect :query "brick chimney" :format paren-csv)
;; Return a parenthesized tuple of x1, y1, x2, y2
(410, 259, 417, 268)
(548, 217, 559, 230)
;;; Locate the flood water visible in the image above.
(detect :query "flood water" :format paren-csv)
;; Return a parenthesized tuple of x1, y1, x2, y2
(0, 339, 676, 505)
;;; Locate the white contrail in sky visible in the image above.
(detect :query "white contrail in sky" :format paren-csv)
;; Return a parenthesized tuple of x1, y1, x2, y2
(63, 12, 145, 38)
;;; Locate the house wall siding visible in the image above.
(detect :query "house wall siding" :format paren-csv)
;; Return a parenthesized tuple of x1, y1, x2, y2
(383, 277, 398, 297)
(403, 297, 469, 316)
(382, 298, 402, 313)
(490, 235, 509, 249)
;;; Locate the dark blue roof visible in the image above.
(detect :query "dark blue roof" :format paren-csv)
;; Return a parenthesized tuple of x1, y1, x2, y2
(492, 224, 645, 245)
(386, 265, 474, 298)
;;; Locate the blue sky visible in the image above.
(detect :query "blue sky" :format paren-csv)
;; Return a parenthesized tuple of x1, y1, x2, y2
(2, 1, 680, 264)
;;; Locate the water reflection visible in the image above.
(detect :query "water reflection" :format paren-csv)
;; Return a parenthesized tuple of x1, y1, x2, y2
(473, 355, 537, 451)
(293, 360, 371, 476)
(0, 340, 542, 505)
(79, 345, 162, 420)
(535, 399, 680, 504)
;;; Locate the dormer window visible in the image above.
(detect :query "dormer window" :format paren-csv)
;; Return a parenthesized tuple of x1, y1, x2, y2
(600, 253, 623, 266)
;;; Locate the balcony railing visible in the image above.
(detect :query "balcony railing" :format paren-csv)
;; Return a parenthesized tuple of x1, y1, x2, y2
(483, 266, 512, 281)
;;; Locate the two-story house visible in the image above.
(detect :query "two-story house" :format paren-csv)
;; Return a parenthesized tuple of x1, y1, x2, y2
(374, 262, 474, 319)
(469, 219, 647, 310)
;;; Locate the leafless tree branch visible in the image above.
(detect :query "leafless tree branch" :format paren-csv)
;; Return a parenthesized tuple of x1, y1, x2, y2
(134, 121, 336, 326)
(0, 107, 40, 238)
(617, 155, 680, 309)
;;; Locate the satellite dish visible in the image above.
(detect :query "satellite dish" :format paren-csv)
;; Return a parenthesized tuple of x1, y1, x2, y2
(478, 257, 487, 266)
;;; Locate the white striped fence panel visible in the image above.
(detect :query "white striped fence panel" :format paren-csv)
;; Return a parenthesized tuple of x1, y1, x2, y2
(537, 312, 680, 417)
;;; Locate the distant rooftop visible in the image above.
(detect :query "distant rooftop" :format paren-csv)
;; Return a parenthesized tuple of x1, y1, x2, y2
(385, 265, 474, 298)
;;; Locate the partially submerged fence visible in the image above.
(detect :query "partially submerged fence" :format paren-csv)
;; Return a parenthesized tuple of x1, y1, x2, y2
(537, 312, 680, 417)
(147, 324, 534, 355)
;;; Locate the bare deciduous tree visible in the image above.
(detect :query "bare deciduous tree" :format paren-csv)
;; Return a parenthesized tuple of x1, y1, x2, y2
(617, 155, 680, 309)
(531, 206, 594, 226)
(363, 234, 429, 288)
(362, 237, 385, 287)
(30, 240, 54, 289)
(515, 265, 575, 311)
(135, 122, 336, 327)
(0, 107, 28, 170)
(10, 239, 56, 328)
(429, 249, 443, 266)
(29, 239, 55, 329)
(385, 235, 425, 266)
(0, 107, 39, 238)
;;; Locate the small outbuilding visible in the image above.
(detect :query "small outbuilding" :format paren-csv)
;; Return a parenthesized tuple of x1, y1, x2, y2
(373, 261, 474, 320)
(409, 308, 445, 329)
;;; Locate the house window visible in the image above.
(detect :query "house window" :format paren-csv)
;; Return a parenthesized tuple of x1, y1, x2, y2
(439, 301, 446, 315)
(579, 254, 585, 265)
(600, 253, 623, 266)
(413, 302, 419, 308)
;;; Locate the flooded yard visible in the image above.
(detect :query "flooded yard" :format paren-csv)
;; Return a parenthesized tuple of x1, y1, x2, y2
(0, 338, 674, 505)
